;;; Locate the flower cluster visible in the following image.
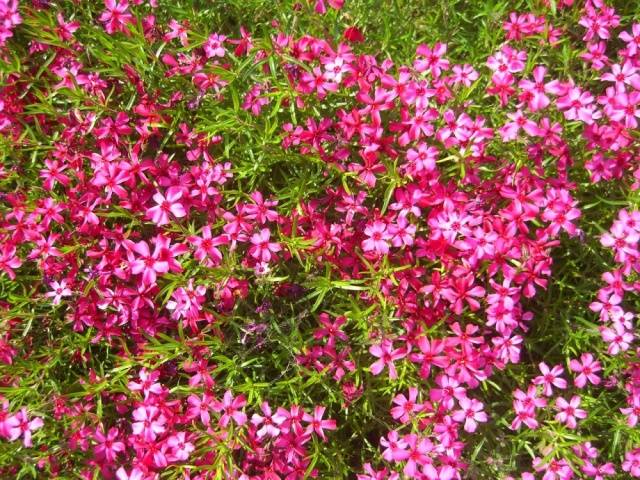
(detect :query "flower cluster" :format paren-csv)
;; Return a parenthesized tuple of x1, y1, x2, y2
(0, 0, 640, 478)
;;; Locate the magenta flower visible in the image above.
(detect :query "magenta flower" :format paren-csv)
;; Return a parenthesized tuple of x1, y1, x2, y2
(212, 390, 247, 427)
(303, 405, 337, 441)
(93, 426, 125, 462)
(44, 280, 72, 305)
(441, 273, 485, 314)
(362, 221, 391, 255)
(167, 432, 195, 461)
(146, 187, 187, 226)
(248, 228, 282, 262)
(569, 353, 602, 388)
(129, 240, 169, 286)
(99, 0, 134, 35)
(555, 395, 587, 429)
(0, 245, 21, 280)
(131, 405, 166, 441)
(452, 397, 488, 433)
(533, 362, 567, 397)
(369, 339, 406, 380)
(6, 408, 43, 447)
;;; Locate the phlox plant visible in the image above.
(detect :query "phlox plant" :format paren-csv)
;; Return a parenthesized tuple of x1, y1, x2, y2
(1, 0, 640, 479)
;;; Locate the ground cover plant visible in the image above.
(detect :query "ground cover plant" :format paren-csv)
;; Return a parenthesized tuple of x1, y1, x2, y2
(1, 0, 640, 478)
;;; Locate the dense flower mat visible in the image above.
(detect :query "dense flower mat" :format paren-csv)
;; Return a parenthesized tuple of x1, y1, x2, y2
(1, 0, 640, 478)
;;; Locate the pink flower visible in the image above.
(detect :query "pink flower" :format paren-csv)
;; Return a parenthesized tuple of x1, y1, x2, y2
(0, 244, 22, 280)
(600, 321, 634, 355)
(167, 432, 195, 461)
(0, 0, 21, 47)
(430, 374, 466, 410)
(99, 0, 134, 35)
(362, 221, 391, 255)
(164, 19, 189, 46)
(186, 392, 215, 425)
(533, 362, 567, 397)
(44, 280, 72, 305)
(369, 339, 406, 380)
(410, 337, 448, 379)
(601, 62, 640, 91)
(406, 143, 438, 174)
(116, 467, 145, 480)
(129, 240, 169, 286)
(518, 65, 552, 112)
(248, 228, 282, 262)
(555, 395, 587, 429)
(511, 405, 539, 430)
(94, 426, 125, 462)
(380, 430, 409, 462)
(212, 390, 247, 427)
(556, 86, 600, 124)
(569, 353, 602, 388)
(127, 368, 163, 399)
(622, 449, 640, 477)
(582, 460, 616, 479)
(621, 395, 640, 427)
(452, 397, 488, 433)
(414, 42, 450, 78)
(533, 457, 574, 480)
(204, 33, 227, 58)
(146, 187, 187, 226)
(251, 401, 286, 438)
(499, 110, 540, 141)
(422, 464, 457, 480)
(390, 387, 422, 424)
(131, 405, 166, 441)
(450, 64, 478, 87)
(303, 405, 337, 441)
(6, 408, 43, 447)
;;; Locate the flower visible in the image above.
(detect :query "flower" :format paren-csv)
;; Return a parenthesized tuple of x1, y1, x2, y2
(533, 362, 567, 396)
(131, 405, 166, 441)
(44, 280, 72, 305)
(99, 0, 134, 35)
(569, 353, 602, 388)
(146, 187, 187, 226)
(204, 33, 227, 58)
(303, 405, 337, 441)
(452, 397, 488, 433)
(248, 228, 282, 263)
(362, 221, 392, 255)
(555, 395, 587, 429)
(369, 339, 406, 380)
(6, 408, 43, 447)
(212, 390, 247, 427)
(390, 387, 422, 424)
(94, 426, 125, 462)
(167, 432, 195, 461)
